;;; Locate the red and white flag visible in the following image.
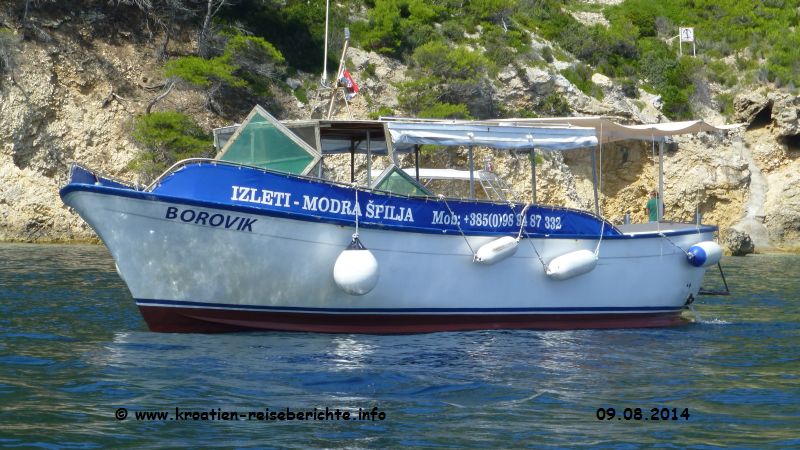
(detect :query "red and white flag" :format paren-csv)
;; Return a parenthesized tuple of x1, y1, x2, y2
(339, 69, 360, 100)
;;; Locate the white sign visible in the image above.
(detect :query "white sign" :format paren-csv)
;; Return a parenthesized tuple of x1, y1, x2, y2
(679, 27, 694, 43)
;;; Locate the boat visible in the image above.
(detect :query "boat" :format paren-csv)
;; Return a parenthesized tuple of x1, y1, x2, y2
(60, 105, 736, 333)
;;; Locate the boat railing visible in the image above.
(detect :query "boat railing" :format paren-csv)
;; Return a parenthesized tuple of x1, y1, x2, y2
(477, 171, 518, 202)
(144, 158, 623, 229)
(146, 158, 219, 191)
(67, 163, 140, 190)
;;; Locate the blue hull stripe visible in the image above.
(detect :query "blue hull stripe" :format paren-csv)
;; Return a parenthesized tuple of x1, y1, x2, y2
(135, 298, 683, 314)
(62, 183, 717, 240)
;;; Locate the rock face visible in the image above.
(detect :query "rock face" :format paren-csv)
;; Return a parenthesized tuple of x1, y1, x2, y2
(731, 90, 800, 251)
(1, 14, 799, 253)
(0, 15, 223, 242)
(733, 92, 772, 125)
(0, 36, 139, 242)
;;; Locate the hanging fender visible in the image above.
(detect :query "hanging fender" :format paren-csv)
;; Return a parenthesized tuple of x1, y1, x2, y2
(333, 235, 379, 295)
(546, 249, 598, 280)
(474, 236, 520, 265)
(686, 241, 722, 268)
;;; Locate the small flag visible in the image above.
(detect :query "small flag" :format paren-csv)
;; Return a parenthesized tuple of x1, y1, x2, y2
(339, 69, 360, 100)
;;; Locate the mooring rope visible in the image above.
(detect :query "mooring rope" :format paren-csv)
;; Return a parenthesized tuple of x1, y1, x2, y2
(594, 219, 606, 256)
(515, 202, 532, 240)
(594, 124, 606, 256)
(438, 194, 476, 256)
(511, 202, 547, 270)
(658, 232, 689, 255)
(353, 185, 360, 238)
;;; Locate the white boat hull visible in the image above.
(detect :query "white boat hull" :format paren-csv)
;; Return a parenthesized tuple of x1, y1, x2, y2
(63, 189, 712, 333)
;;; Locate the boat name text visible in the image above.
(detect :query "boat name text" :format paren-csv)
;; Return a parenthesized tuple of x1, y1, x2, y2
(165, 206, 257, 232)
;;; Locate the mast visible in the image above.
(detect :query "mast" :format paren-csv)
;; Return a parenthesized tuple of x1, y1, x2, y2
(658, 140, 665, 221)
(321, 0, 330, 86)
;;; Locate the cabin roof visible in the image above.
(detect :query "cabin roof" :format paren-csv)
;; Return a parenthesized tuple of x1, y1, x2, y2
(214, 107, 743, 157)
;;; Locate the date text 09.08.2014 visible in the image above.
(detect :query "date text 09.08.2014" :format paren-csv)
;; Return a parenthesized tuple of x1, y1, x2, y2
(596, 407, 690, 421)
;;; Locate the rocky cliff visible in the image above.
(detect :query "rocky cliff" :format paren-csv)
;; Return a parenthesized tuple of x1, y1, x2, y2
(1, 12, 799, 253)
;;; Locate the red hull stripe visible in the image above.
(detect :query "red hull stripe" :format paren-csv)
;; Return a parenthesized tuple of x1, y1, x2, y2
(138, 305, 689, 333)
(135, 298, 682, 313)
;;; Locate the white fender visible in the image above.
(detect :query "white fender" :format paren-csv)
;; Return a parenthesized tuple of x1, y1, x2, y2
(686, 241, 723, 267)
(333, 236, 379, 295)
(546, 249, 598, 280)
(474, 236, 519, 265)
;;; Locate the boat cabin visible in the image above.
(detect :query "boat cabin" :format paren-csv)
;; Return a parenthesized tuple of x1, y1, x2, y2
(213, 105, 595, 203)
(213, 105, 739, 229)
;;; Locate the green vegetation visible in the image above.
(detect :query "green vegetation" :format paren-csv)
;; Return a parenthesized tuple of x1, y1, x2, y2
(11, 1, 800, 123)
(166, 33, 285, 95)
(397, 41, 493, 118)
(603, 0, 800, 89)
(219, 0, 330, 72)
(715, 92, 735, 119)
(158, 0, 800, 121)
(560, 63, 603, 100)
(352, 0, 442, 57)
(535, 92, 571, 117)
(164, 32, 286, 117)
(363, 62, 378, 79)
(294, 86, 308, 104)
(164, 56, 242, 88)
(417, 102, 472, 120)
(369, 106, 395, 120)
(129, 112, 213, 180)
(221, 0, 800, 103)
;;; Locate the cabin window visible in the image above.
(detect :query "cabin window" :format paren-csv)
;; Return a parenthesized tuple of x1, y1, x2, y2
(372, 166, 432, 197)
(217, 107, 318, 174)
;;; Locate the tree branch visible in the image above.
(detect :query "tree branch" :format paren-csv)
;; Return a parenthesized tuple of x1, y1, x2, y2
(145, 78, 175, 114)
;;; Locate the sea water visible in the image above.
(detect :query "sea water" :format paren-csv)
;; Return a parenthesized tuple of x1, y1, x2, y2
(0, 244, 798, 448)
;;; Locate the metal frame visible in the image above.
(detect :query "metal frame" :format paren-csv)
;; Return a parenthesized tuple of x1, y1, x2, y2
(215, 105, 322, 176)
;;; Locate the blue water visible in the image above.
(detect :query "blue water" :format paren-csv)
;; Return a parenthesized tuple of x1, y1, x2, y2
(0, 244, 798, 448)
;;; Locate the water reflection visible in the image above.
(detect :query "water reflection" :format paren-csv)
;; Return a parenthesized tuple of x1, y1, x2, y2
(329, 336, 375, 371)
(2, 245, 800, 448)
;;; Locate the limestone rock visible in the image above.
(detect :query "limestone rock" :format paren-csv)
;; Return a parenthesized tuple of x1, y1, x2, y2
(314, 47, 406, 119)
(763, 164, 800, 247)
(591, 73, 613, 89)
(571, 11, 609, 27)
(498, 65, 516, 82)
(286, 78, 302, 90)
(524, 67, 555, 96)
(733, 91, 771, 125)
(724, 228, 755, 256)
(773, 99, 799, 138)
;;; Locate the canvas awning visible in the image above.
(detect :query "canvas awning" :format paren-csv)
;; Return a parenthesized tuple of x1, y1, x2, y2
(491, 117, 742, 143)
(387, 122, 598, 151)
(386, 118, 741, 150)
(401, 168, 498, 181)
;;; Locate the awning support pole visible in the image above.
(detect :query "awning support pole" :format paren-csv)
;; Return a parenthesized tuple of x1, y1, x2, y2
(658, 140, 665, 221)
(530, 149, 537, 204)
(468, 144, 475, 198)
(327, 29, 350, 119)
(591, 147, 600, 216)
(349, 139, 355, 183)
(366, 131, 372, 186)
(414, 145, 420, 182)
